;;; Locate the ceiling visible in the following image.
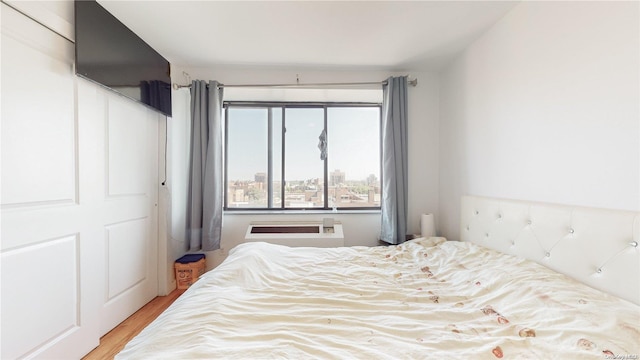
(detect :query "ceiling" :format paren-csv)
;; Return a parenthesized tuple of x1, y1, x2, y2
(98, 1, 519, 71)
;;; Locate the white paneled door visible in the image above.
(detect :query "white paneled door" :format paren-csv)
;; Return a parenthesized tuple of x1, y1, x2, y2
(1, 3, 159, 358)
(96, 93, 159, 336)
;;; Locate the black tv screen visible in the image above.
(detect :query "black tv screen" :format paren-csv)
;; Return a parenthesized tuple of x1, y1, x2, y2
(75, 0, 172, 117)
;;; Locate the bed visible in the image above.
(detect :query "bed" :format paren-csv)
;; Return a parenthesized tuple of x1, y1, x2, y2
(116, 196, 639, 359)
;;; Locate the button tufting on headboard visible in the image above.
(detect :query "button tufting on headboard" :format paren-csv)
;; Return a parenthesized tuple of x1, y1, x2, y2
(461, 195, 640, 305)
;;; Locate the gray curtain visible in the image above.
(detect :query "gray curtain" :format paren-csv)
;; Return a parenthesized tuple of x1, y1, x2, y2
(186, 80, 224, 251)
(380, 76, 408, 245)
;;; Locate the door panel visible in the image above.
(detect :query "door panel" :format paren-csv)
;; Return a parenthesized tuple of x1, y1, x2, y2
(1, 3, 160, 358)
(106, 218, 150, 300)
(1, 4, 100, 359)
(107, 97, 152, 197)
(0, 3, 76, 208)
(98, 95, 159, 336)
(1, 236, 79, 359)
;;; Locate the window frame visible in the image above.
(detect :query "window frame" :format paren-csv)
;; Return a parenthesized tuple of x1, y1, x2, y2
(223, 101, 382, 211)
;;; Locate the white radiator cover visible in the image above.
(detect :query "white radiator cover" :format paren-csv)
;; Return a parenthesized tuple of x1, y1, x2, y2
(245, 222, 345, 248)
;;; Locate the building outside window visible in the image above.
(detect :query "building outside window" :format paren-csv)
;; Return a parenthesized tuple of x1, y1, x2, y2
(225, 102, 381, 210)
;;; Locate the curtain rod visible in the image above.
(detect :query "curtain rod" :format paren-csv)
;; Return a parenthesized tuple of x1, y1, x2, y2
(171, 78, 418, 90)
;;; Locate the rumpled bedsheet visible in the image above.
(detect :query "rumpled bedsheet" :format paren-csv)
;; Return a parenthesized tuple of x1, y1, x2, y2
(116, 238, 639, 359)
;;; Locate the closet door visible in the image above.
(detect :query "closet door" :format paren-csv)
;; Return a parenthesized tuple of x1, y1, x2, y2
(0, 4, 101, 358)
(1, 3, 159, 358)
(92, 89, 159, 336)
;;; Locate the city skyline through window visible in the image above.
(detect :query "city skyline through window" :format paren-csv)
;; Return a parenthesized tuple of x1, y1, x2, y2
(225, 103, 381, 209)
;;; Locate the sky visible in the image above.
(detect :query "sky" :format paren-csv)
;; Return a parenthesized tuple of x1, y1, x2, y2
(227, 106, 380, 182)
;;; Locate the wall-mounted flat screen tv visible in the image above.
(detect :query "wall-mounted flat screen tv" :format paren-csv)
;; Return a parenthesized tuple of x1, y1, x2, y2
(75, 0, 172, 117)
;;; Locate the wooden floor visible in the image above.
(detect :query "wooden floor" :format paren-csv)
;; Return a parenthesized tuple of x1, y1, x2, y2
(82, 289, 184, 360)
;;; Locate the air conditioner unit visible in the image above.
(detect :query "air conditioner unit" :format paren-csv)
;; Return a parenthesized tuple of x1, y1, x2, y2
(244, 221, 344, 248)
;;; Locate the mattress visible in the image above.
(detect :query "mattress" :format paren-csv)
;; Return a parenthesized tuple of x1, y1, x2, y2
(116, 238, 639, 359)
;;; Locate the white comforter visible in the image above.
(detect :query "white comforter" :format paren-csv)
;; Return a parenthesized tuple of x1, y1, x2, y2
(117, 238, 639, 359)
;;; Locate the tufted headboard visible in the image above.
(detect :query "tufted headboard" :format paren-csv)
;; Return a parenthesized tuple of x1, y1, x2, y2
(460, 195, 640, 305)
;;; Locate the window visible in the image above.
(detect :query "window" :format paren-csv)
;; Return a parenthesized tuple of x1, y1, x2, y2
(224, 102, 381, 210)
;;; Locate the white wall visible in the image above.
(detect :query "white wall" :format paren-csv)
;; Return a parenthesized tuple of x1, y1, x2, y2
(439, 1, 640, 240)
(166, 65, 440, 270)
(158, 87, 193, 293)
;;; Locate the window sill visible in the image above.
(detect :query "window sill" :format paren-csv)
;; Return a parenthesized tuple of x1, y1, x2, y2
(223, 209, 381, 215)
